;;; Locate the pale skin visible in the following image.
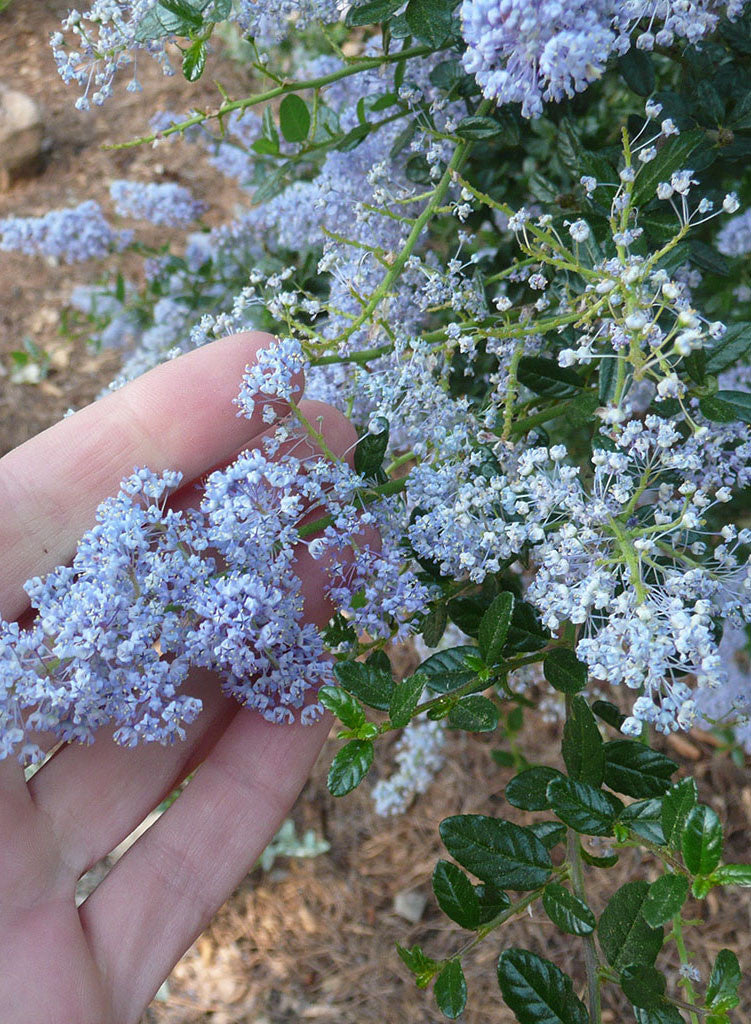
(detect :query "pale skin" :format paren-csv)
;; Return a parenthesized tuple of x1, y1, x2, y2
(0, 331, 358, 1024)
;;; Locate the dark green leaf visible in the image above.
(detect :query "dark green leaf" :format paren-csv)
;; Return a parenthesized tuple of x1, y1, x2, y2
(434, 960, 467, 1019)
(682, 805, 723, 875)
(592, 700, 626, 730)
(318, 685, 366, 730)
(528, 821, 568, 849)
(506, 767, 564, 812)
(405, 0, 452, 46)
(706, 949, 741, 1011)
(700, 390, 751, 424)
(517, 357, 585, 397)
(447, 695, 499, 732)
(642, 874, 689, 926)
(705, 323, 751, 374)
(478, 592, 515, 665)
(159, 0, 205, 24)
(497, 948, 590, 1024)
(661, 778, 698, 848)
(580, 845, 619, 868)
(598, 881, 664, 970)
(618, 48, 655, 95)
(633, 1006, 685, 1024)
(327, 739, 374, 796)
(620, 798, 666, 845)
(632, 130, 705, 207)
(475, 881, 510, 924)
(683, 347, 707, 386)
(345, 0, 402, 25)
(689, 239, 729, 277)
(602, 741, 677, 798)
(447, 595, 486, 636)
(440, 815, 552, 890)
(709, 863, 751, 887)
(455, 115, 506, 139)
(389, 672, 426, 728)
(279, 94, 310, 143)
(334, 659, 394, 710)
(355, 418, 389, 476)
(562, 697, 604, 787)
(544, 649, 588, 694)
(182, 38, 206, 81)
(505, 601, 548, 652)
(547, 777, 622, 836)
(419, 646, 478, 694)
(433, 860, 480, 930)
(542, 883, 595, 936)
(620, 965, 666, 1009)
(421, 603, 448, 647)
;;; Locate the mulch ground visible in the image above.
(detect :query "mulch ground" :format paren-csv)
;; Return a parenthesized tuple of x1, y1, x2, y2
(1, 4, 750, 1021)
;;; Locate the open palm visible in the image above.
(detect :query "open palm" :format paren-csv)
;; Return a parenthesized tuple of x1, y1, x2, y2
(0, 332, 353, 1024)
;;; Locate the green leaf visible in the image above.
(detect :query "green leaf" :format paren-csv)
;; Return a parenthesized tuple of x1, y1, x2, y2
(440, 815, 552, 890)
(447, 695, 499, 732)
(182, 38, 206, 81)
(642, 874, 690, 926)
(506, 601, 548, 652)
(334, 659, 394, 710)
(632, 129, 705, 207)
(580, 845, 619, 868)
(592, 700, 626, 730)
(602, 741, 677, 798)
(433, 860, 480, 930)
(542, 883, 595, 936)
(397, 942, 437, 981)
(618, 48, 655, 95)
(478, 592, 515, 665)
(447, 594, 486, 636)
(682, 805, 723, 875)
(633, 1006, 685, 1024)
(345, 0, 402, 25)
(279, 94, 310, 143)
(354, 418, 389, 477)
(517, 357, 585, 397)
(598, 881, 664, 971)
(421, 603, 448, 647)
(404, 0, 453, 46)
(475, 881, 511, 923)
(528, 821, 567, 850)
(318, 685, 367, 730)
(419, 646, 478, 694)
(620, 798, 666, 845)
(705, 323, 751, 374)
(389, 672, 426, 728)
(709, 862, 751, 887)
(327, 740, 374, 796)
(546, 777, 622, 836)
(562, 697, 604, 787)
(497, 948, 590, 1024)
(661, 778, 698, 848)
(506, 767, 564, 811)
(455, 115, 507, 139)
(699, 390, 751, 424)
(434, 960, 467, 1019)
(159, 0, 205, 24)
(706, 949, 741, 1012)
(620, 965, 666, 1009)
(544, 649, 588, 694)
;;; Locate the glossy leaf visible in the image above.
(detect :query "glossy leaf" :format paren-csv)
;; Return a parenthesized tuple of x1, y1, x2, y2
(434, 960, 467, 1019)
(544, 649, 588, 694)
(542, 883, 596, 936)
(506, 767, 564, 811)
(517, 356, 585, 397)
(706, 949, 741, 1011)
(602, 741, 677, 798)
(547, 777, 622, 836)
(642, 874, 689, 926)
(562, 697, 604, 787)
(318, 685, 366, 730)
(705, 323, 751, 374)
(475, 881, 510, 924)
(419, 646, 478, 694)
(699, 390, 751, 424)
(432, 860, 480, 930)
(478, 592, 514, 665)
(497, 948, 590, 1024)
(447, 695, 499, 732)
(620, 965, 666, 1009)
(709, 863, 751, 887)
(327, 739, 374, 796)
(334, 659, 394, 710)
(440, 815, 552, 890)
(404, 0, 452, 46)
(620, 798, 666, 845)
(389, 672, 426, 728)
(279, 94, 310, 143)
(682, 805, 723, 875)
(661, 778, 698, 848)
(598, 881, 664, 970)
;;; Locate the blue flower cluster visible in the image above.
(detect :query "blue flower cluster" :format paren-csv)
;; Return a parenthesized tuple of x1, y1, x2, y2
(110, 180, 207, 226)
(0, 201, 132, 264)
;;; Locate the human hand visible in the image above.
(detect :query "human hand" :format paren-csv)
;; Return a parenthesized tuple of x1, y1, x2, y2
(0, 332, 355, 1024)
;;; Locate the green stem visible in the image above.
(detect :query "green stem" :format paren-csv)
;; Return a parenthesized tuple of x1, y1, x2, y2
(507, 395, 592, 437)
(672, 914, 700, 1024)
(297, 477, 407, 541)
(107, 45, 437, 149)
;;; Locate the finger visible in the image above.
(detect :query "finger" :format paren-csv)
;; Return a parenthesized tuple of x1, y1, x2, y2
(0, 331, 297, 622)
(26, 402, 358, 877)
